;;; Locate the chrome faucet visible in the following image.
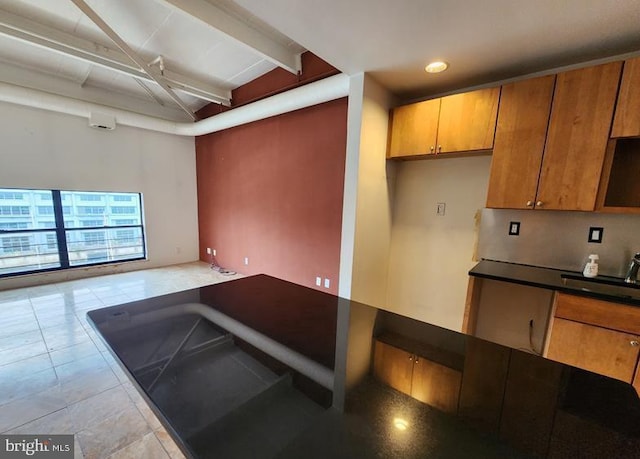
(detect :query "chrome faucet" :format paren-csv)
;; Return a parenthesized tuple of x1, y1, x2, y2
(624, 253, 640, 284)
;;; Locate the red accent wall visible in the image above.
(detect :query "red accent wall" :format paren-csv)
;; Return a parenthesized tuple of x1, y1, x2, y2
(196, 98, 348, 294)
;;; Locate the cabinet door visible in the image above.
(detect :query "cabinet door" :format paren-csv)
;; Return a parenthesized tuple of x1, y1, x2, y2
(373, 340, 414, 394)
(437, 87, 500, 153)
(536, 62, 622, 211)
(546, 318, 640, 383)
(411, 357, 461, 414)
(388, 99, 440, 158)
(486, 76, 555, 209)
(611, 57, 640, 138)
(458, 338, 510, 434)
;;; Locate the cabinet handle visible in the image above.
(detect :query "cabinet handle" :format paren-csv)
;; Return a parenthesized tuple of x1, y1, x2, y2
(437, 145, 442, 154)
(526, 200, 533, 207)
(631, 340, 639, 347)
(409, 354, 413, 361)
(536, 201, 543, 207)
(430, 146, 435, 153)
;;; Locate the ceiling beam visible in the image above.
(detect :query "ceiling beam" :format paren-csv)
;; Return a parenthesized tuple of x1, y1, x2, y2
(162, 0, 301, 74)
(69, 0, 197, 120)
(0, 8, 231, 106)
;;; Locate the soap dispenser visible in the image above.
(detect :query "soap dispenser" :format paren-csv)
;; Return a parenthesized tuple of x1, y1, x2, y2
(583, 254, 599, 278)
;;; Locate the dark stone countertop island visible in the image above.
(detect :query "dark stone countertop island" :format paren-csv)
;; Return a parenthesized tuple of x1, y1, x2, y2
(87, 274, 640, 458)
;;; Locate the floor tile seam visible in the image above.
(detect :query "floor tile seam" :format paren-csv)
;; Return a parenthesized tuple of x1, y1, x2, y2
(74, 398, 151, 449)
(30, 300, 60, 381)
(131, 397, 163, 432)
(49, 344, 106, 382)
(61, 375, 123, 409)
(0, 347, 50, 369)
(0, 406, 71, 435)
(41, 336, 94, 354)
(0, 367, 59, 403)
(153, 428, 183, 459)
(68, 385, 135, 417)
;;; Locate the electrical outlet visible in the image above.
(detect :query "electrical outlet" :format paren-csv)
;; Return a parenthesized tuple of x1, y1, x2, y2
(213, 249, 216, 256)
(588, 226, 604, 243)
(509, 221, 520, 236)
(315, 277, 321, 286)
(206, 247, 212, 255)
(244, 257, 249, 265)
(436, 202, 446, 216)
(324, 278, 330, 288)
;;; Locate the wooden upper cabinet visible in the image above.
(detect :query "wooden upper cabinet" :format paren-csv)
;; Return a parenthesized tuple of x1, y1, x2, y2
(388, 99, 440, 158)
(437, 87, 500, 153)
(486, 75, 555, 209)
(536, 61, 622, 211)
(612, 57, 640, 138)
(387, 87, 500, 158)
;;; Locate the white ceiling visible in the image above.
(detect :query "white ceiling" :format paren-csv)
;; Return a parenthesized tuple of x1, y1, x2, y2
(0, 0, 304, 120)
(235, 0, 640, 100)
(1, 0, 640, 121)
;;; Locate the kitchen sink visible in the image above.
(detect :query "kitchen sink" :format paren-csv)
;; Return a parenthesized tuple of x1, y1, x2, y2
(560, 273, 640, 301)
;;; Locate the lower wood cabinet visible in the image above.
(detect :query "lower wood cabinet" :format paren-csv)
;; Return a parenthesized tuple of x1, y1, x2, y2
(545, 293, 640, 391)
(546, 317, 640, 383)
(373, 338, 462, 414)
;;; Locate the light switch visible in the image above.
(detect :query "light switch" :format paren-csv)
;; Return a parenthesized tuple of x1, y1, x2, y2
(436, 202, 446, 216)
(316, 277, 321, 286)
(324, 278, 330, 288)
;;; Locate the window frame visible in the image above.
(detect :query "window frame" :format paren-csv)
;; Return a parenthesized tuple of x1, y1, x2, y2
(0, 188, 146, 278)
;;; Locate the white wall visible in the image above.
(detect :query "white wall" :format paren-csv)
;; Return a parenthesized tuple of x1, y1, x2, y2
(339, 73, 396, 307)
(474, 279, 553, 353)
(0, 102, 199, 289)
(386, 155, 492, 331)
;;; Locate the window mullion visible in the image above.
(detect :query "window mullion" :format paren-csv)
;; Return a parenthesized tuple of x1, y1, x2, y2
(52, 190, 70, 268)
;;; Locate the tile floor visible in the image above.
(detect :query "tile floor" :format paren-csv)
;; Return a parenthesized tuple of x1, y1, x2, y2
(0, 262, 242, 458)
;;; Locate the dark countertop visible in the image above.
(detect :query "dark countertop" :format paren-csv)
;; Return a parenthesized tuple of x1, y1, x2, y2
(469, 259, 640, 306)
(87, 274, 640, 459)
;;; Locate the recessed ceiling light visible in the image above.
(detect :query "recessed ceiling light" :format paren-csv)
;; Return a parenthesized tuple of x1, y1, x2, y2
(425, 61, 449, 73)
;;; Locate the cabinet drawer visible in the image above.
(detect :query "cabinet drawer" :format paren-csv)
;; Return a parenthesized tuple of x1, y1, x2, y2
(546, 318, 639, 382)
(554, 292, 640, 335)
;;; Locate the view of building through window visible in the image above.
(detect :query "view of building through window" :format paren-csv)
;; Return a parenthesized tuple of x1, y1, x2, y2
(0, 188, 145, 276)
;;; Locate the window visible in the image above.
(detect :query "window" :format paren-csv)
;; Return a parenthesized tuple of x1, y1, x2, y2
(1, 236, 32, 254)
(78, 194, 102, 201)
(115, 229, 135, 245)
(0, 206, 30, 216)
(0, 222, 28, 230)
(46, 234, 57, 250)
(81, 220, 104, 227)
(0, 191, 24, 200)
(111, 206, 136, 215)
(82, 231, 106, 247)
(77, 206, 105, 216)
(38, 206, 55, 215)
(0, 188, 145, 277)
(113, 219, 135, 225)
